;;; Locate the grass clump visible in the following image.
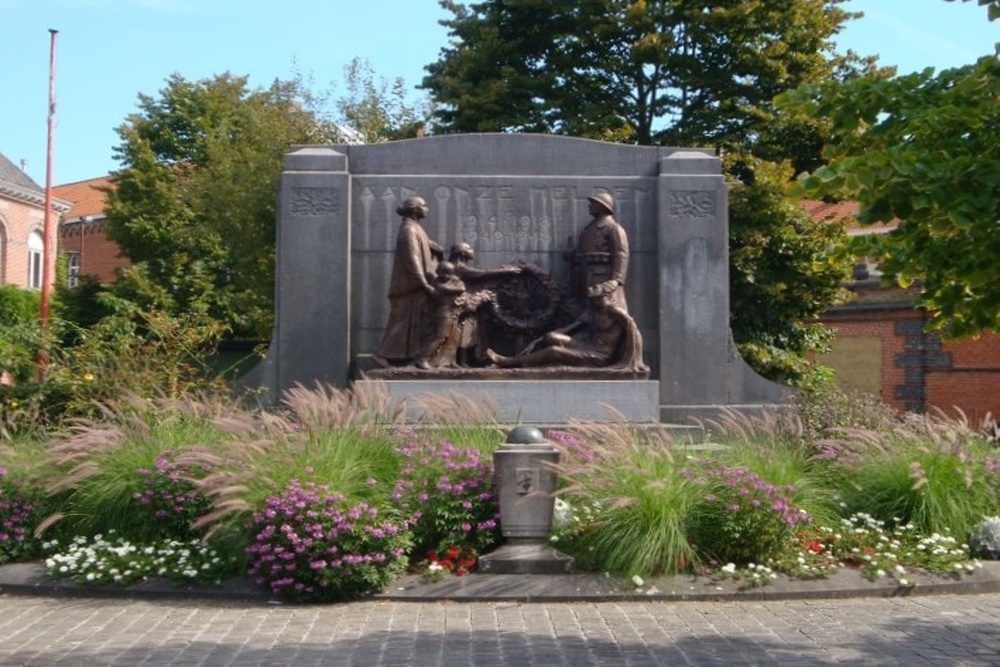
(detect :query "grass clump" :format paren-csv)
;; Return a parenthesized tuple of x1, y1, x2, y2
(551, 423, 698, 576)
(830, 412, 1000, 538)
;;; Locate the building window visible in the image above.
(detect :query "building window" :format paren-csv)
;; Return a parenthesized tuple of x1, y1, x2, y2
(28, 230, 43, 289)
(67, 252, 81, 288)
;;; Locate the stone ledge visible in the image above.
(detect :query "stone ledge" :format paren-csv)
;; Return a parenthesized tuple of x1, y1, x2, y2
(355, 378, 660, 424)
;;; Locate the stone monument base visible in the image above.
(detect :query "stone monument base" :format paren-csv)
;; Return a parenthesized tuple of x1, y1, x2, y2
(478, 540, 575, 575)
(354, 378, 660, 424)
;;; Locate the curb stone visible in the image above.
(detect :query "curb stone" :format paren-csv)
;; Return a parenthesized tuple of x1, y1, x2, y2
(2, 560, 1000, 604)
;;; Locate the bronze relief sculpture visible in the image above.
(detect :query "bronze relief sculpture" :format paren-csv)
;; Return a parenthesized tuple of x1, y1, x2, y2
(566, 192, 630, 312)
(368, 191, 647, 378)
(372, 196, 443, 367)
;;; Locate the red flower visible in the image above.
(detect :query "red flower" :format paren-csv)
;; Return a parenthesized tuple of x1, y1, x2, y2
(805, 540, 823, 554)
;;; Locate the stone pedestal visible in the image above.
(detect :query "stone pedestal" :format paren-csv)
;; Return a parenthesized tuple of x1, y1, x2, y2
(479, 427, 575, 575)
(357, 378, 659, 424)
(477, 539, 575, 575)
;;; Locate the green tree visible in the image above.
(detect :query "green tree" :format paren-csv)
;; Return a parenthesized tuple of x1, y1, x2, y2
(337, 57, 430, 142)
(778, 7, 1000, 336)
(728, 158, 852, 383)
(423, 0, 859, 151)
(0, 286, 43, 383)
(105, 73, 339, 339)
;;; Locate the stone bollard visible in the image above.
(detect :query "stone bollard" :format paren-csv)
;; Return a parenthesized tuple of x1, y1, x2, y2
(478, 425, 575, 574)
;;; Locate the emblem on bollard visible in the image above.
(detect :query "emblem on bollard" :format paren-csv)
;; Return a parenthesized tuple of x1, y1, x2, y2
(516, 468, 538, 494)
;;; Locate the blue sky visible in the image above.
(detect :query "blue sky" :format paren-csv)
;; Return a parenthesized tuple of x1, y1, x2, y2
(3, 0, 997, 186)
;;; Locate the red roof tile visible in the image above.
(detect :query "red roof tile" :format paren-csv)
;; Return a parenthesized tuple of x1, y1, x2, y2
(52, 176, 114, 219)
(800, 199, 897, 235)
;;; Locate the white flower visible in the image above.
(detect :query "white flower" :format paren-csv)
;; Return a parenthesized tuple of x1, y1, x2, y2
(898, 578, 910, 587)
(631, 575, 645, 587)
(721, 563, 737, 575)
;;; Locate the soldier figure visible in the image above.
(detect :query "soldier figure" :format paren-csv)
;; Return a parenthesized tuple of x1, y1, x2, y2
(566, 192, 629, 313)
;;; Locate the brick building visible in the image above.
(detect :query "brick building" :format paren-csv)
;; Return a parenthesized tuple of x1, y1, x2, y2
(805, 200, 1000, 423)
(53, 176, 128, 285)
(0, 152, 70, 290)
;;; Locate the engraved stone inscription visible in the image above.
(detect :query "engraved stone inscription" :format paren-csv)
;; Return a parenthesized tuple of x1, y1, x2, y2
(668, 190, 715, 220)
(291, 187, 339, 216)
(358, 183, 649, 253)
(516, 468, 538, 494)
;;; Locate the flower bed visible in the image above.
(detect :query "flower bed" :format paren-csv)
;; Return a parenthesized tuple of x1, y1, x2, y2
(1, 386, 997, 601)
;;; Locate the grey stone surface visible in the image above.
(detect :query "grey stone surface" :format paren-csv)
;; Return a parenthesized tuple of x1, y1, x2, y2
(247, 134, 790, 419)
(491, 443, 559, 538)
(478, 543, 576, 575)
(4, 560, 1000, 604)
(359, 378, 661, 424)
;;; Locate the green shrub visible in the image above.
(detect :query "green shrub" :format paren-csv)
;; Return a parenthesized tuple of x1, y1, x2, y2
(40, 396, 232, 542)
(832, 413, 1000, 537)
(707, 410, 842, 528)
(245, 480, 412, 601)
(391, 437, 499, 558)
(193, 384, 403, 544)
(551, 424, 699, 576)
(687, 459, 812, 565)
(0, 464, 48, 564)
(793, 382, 897, 442)
(0, 285, 41, 326)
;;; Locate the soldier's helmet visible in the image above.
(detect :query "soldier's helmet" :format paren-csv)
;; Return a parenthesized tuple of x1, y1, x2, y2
(587, 192, 615, 215)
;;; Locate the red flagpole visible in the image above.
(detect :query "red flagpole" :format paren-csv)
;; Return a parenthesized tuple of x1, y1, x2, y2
(38, 28, 58, 379)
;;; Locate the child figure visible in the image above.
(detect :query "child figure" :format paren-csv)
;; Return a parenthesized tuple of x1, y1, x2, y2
(415, 261, 469, 369)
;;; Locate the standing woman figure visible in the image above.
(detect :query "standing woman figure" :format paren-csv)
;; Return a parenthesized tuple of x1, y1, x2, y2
(373, 195, 443, 366)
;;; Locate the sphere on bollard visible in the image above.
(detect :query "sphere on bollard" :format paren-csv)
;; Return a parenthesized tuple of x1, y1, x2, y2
(506, 425, 546, 444)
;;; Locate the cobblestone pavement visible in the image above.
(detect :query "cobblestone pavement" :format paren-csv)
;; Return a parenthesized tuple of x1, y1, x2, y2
(1, 593, 999, 666)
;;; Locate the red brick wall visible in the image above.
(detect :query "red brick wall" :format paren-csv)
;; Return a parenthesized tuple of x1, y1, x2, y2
(926, 333, 1000, 422)
(0, 196, 48, 289)
(820, 308, 1000, 424)
(59, 220, 130, 284)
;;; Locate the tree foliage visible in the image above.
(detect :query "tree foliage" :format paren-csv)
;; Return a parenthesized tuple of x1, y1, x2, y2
(423, 0, 859, 154)
(105, 73, 340, 339)
(778, 22, 1000, 336)
(728, 158, 852, 383)
(948, 0, 1000, 21)
(106, 68, 432, 340)
(337, 57, 429, 142)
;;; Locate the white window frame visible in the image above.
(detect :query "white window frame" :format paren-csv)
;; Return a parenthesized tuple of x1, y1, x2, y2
(67, 251, 81, 288)
(28, 230, 44, 290)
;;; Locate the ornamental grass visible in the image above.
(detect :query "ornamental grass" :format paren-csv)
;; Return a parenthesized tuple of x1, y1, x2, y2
(550, 421, 699, 576)
(820, 409, 1000, 538)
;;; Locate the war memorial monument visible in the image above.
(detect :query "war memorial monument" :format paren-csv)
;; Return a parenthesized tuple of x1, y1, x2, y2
(246, 133, 789, 424)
